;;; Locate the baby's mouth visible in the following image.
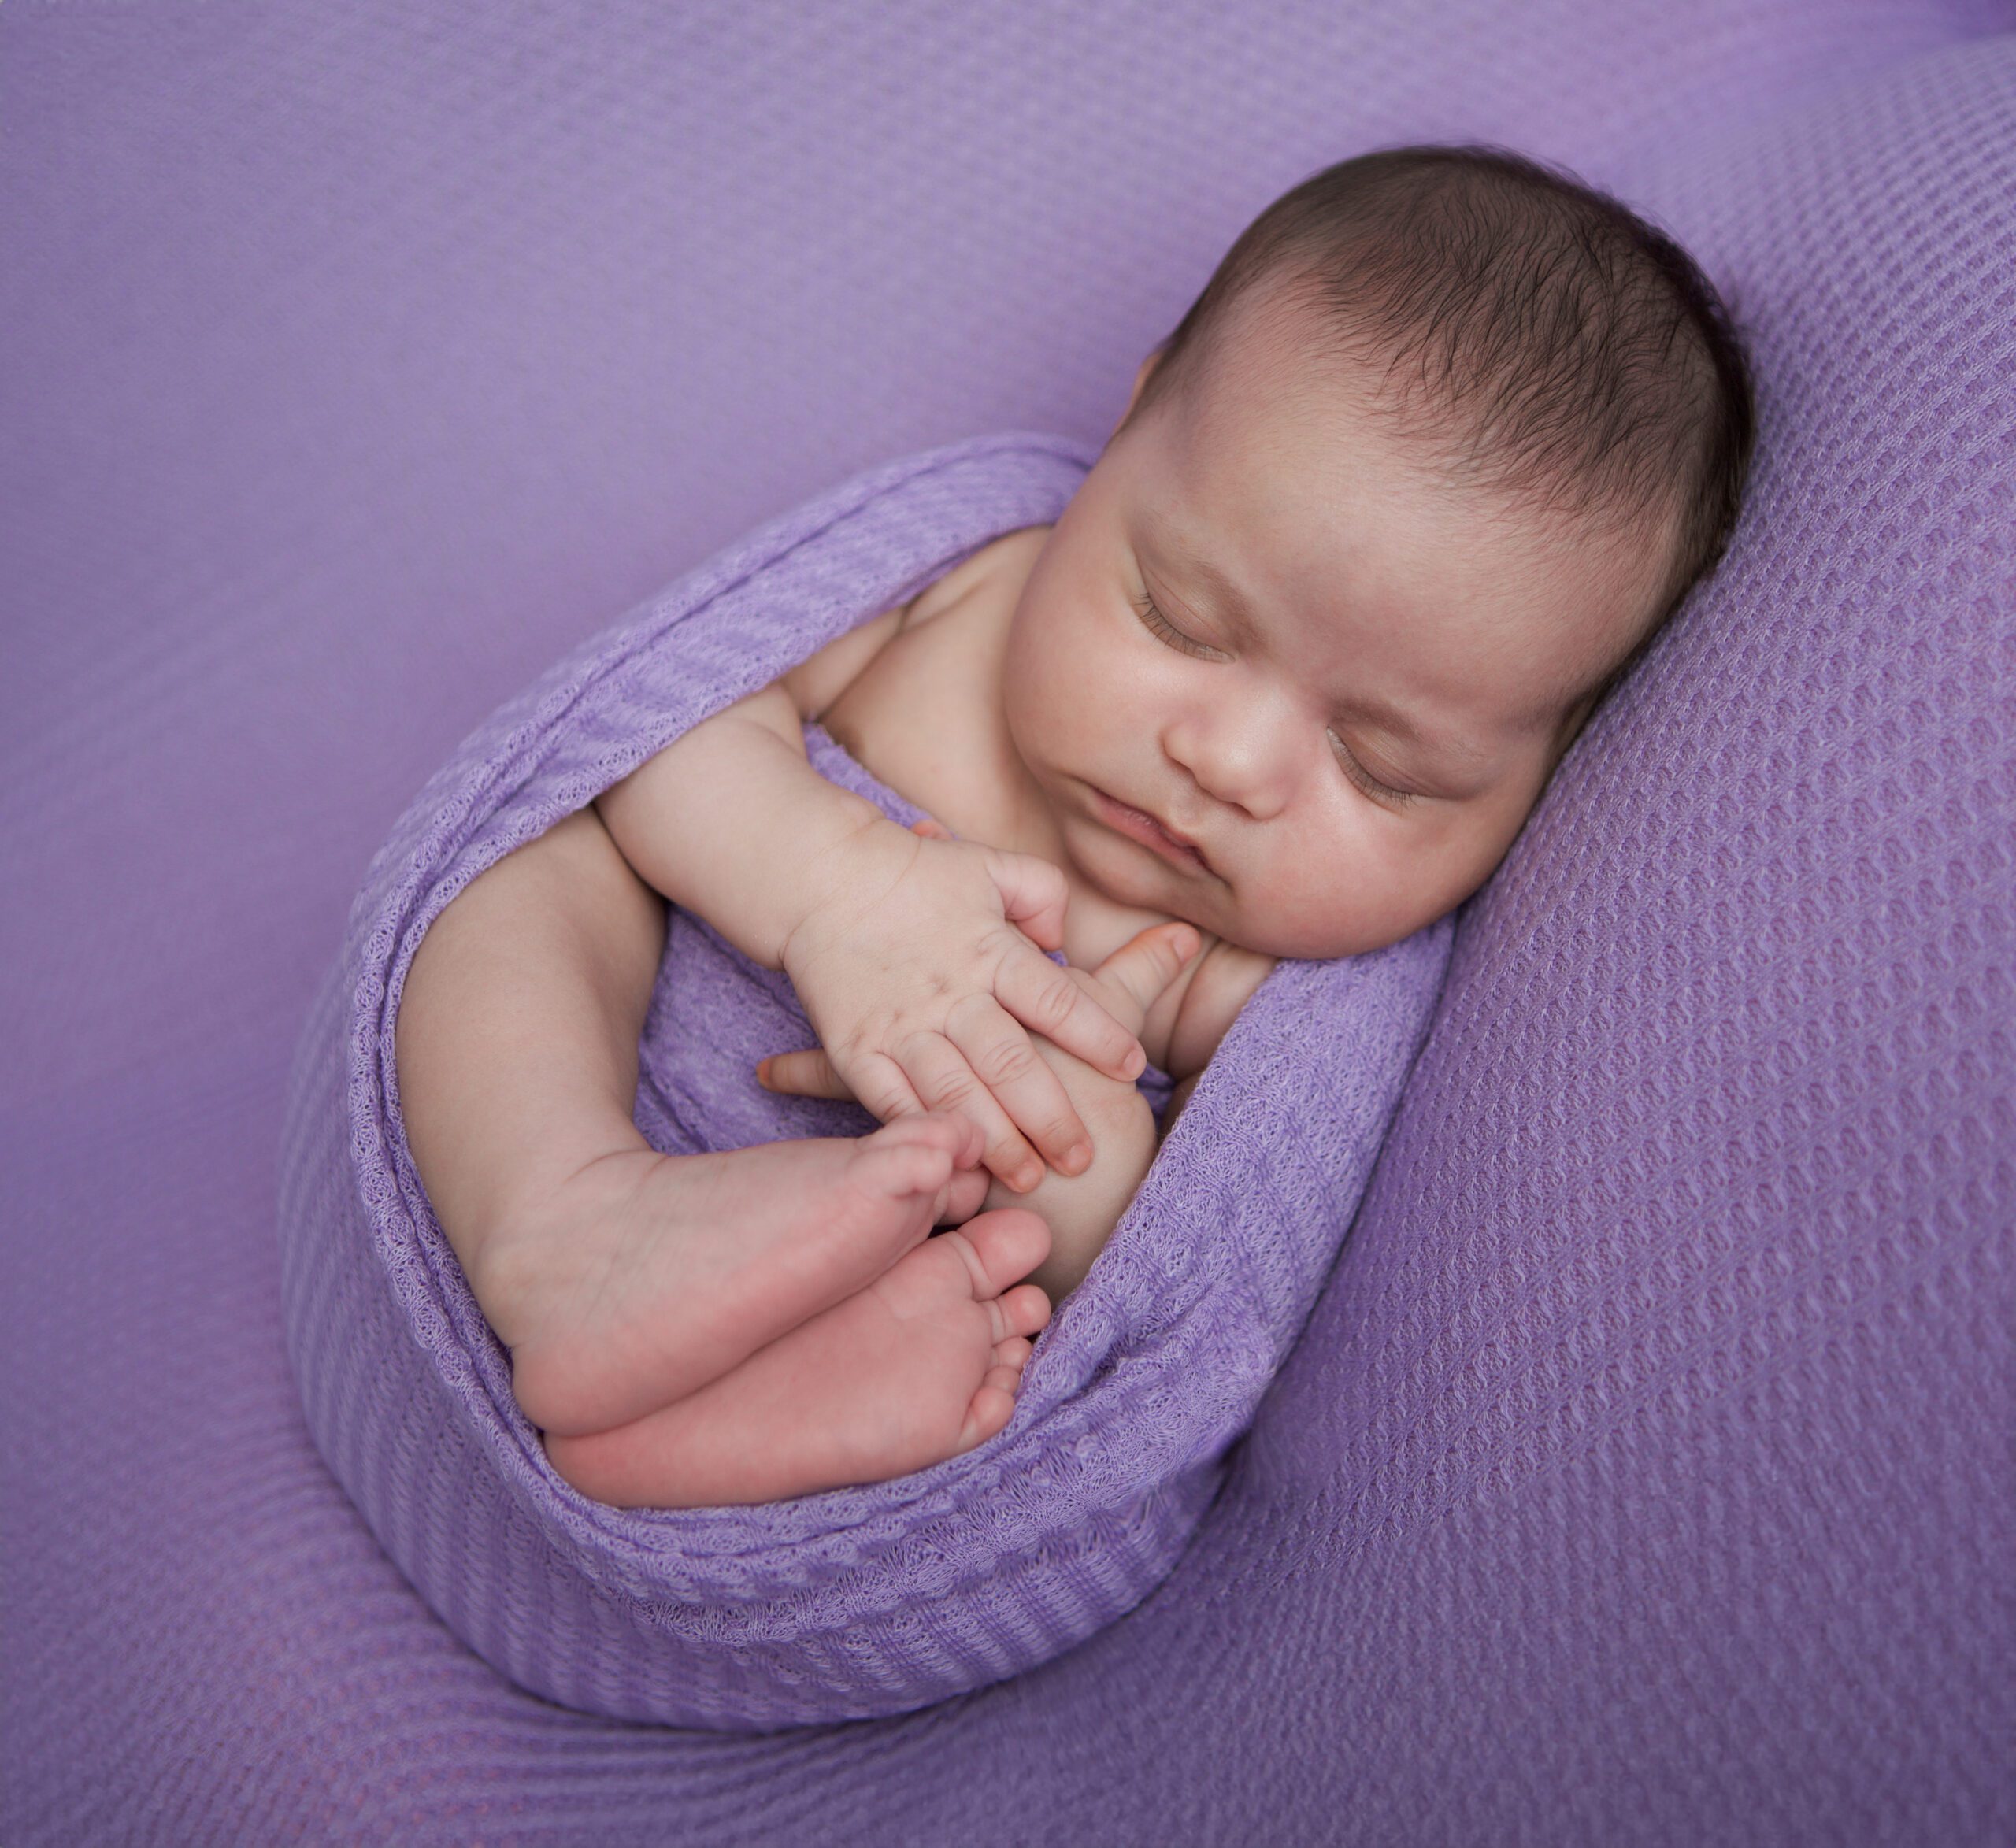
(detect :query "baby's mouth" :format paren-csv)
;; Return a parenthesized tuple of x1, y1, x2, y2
(1090, 787, 1211, 875)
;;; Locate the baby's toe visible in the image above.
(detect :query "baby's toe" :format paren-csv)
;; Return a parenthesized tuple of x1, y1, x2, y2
(943, 1209, 1051, 1299)
(849, 1128, 955, 1203)
(993, 1334, 1033, 1371)
(931, 1165, 992, 1227)
(997, 1282, 1051, 1340)
(954, 1381, 1017, 1455)
(884, 1111, 982, 1165)
(981, 1361, 1022, 1399)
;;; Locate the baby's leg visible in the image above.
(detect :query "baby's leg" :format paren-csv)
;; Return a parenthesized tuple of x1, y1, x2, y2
(546, 1214, 1053, 1509)
(395, 806, 1002, 1435)
(396, 806, 671, 1268)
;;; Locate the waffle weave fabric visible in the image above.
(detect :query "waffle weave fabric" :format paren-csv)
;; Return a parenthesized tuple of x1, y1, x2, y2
(275, 431, 1452, 1728)
(8, 4, 2011, 1842)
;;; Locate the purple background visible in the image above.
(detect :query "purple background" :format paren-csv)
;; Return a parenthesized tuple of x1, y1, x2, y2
(4, 2, 2010, 1842)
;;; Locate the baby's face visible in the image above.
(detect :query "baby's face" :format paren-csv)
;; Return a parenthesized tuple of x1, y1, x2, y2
(1001, 290, 1675, 960)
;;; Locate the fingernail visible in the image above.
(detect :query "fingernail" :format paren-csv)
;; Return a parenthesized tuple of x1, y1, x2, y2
(1122, 1046, 1147, 1080)
(1013, 1161, 1043, 1193)
(1063, 1142, 1092, 1176)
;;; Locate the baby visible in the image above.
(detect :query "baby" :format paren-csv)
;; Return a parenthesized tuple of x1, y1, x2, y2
(396, 146, 1753, 1511)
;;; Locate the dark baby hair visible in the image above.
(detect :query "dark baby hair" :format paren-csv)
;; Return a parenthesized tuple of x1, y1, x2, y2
(1120, 145, 1757, 654)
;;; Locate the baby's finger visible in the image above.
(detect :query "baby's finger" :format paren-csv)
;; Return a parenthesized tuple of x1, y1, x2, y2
(755, 1048, 856, 1101)
(894, 1027, 1047, 1194)
(1091, 923, 1203, 1021)
(995, 943, 1149, 1080)
(941, 998, 1096, 1183)
(932, 1164, 992, 1226)
(830, 1048, 930, 1127)
(985, 847, 1070, 954)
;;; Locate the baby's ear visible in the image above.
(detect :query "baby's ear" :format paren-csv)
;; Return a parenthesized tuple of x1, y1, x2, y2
(1121, 344, 1168, 423)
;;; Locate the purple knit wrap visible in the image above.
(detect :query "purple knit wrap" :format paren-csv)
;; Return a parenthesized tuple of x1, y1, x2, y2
(276, 431, 1451, 1729)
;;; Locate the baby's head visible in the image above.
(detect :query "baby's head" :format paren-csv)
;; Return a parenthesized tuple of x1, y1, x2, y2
(1002, 145, 1755, 959)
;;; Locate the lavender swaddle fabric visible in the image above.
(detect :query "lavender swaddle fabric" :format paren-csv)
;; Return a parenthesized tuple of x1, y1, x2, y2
(276, 429, 1451, 1730)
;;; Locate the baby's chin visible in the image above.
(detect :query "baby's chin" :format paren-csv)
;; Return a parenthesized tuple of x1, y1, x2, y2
(1070, 829, 1222, 924)
(1062, 810, 1395, 957)
(1080, 873, 1388, 960)
(1210, 899, 1421, 963)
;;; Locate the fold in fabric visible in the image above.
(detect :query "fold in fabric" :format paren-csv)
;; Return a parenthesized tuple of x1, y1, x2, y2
(276, 431, 1451, 1729)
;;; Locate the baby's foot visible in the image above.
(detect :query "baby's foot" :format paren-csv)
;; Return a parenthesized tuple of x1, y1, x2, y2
(542, 1209, 1052, 1509)
(483, 1113, 993, 1437)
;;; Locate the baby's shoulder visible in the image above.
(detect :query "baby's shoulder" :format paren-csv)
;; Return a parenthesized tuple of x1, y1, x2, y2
(781, 602, 909, 721)
(782, 525, 1041, 723)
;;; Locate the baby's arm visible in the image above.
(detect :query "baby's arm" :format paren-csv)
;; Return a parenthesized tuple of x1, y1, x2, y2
(592, 680, 885, 983)
(596, 676, 1147, 1190)
(969, 1031, 1161, 1302)
(978, 933, 1273, 1294)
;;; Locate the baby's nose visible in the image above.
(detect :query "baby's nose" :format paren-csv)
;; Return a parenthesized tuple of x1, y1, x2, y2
(1168, 694, 1298, 822)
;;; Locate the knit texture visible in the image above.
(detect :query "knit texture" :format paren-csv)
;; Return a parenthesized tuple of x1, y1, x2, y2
(275, 431, 1451, 1728)
(6, 3, 2010, 1842)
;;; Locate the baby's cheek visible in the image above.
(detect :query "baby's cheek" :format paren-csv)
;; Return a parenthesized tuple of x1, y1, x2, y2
(1238, 857, 1334, 943)
(1235, 850, 1393, 960)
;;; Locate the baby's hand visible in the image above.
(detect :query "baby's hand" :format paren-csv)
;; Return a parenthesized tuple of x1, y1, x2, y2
(766, 917, 1200, 1298)
(762, 917, 1202, 1151)
(769, 815, 1158, 1193)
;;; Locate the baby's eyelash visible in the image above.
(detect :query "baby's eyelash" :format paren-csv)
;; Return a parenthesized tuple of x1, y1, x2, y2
(1132, 589, 1215, 659)
(1329, 730, 1418, 805)
(1136, 584, 1417, 808)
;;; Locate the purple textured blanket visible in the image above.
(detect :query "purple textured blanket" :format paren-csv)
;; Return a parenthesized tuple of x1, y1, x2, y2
(276, 431, 1451, 1729)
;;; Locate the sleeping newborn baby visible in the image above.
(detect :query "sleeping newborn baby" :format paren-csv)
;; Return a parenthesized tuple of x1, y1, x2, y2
(396, 146, 1752, 1510)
